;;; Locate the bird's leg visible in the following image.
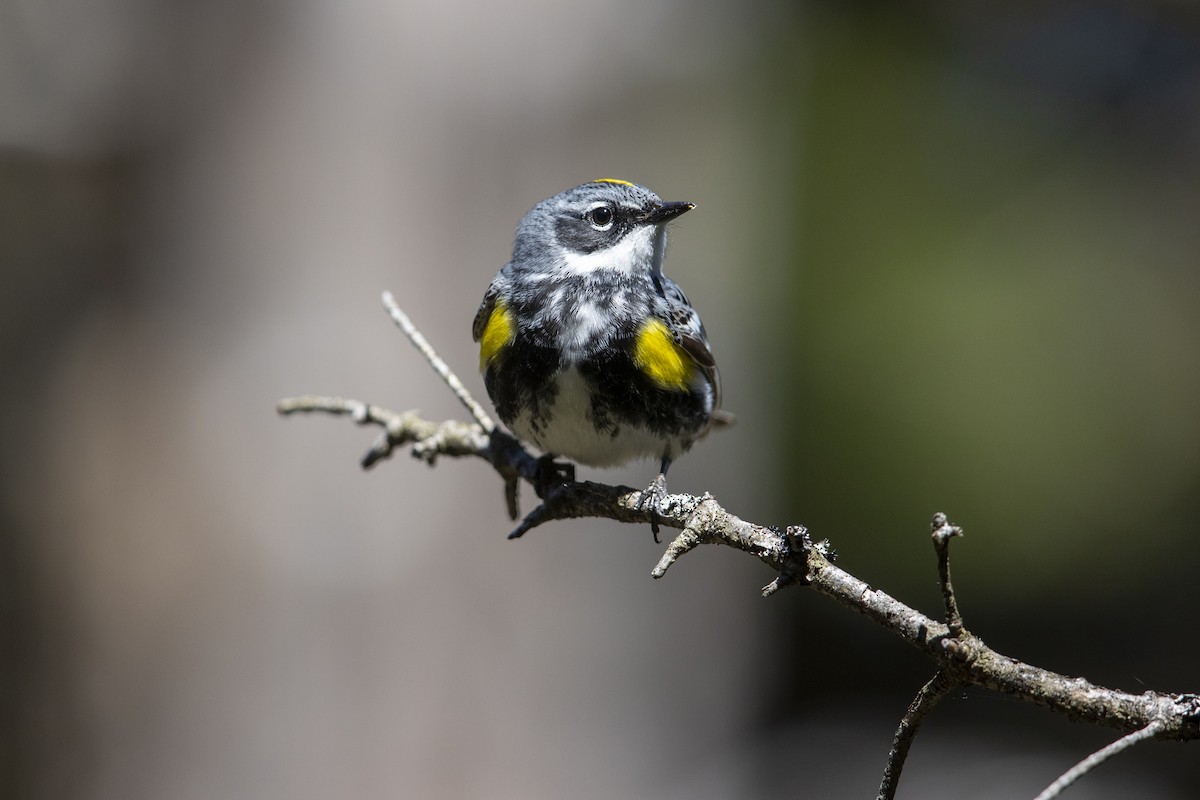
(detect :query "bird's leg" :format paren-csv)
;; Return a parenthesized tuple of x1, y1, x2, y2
(534, 453, 575, 494)
(636, 457, 671, 543)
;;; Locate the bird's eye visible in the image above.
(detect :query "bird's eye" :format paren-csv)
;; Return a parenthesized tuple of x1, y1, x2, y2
(587, 204, 615, 230)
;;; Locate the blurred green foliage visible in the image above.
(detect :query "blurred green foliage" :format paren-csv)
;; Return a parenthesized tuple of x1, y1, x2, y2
(758, 4, 1200, 712)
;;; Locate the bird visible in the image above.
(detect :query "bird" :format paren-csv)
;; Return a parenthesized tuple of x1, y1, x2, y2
(472, 179, 730, 537)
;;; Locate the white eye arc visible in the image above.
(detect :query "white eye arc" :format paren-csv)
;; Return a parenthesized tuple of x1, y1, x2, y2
(586, 203, 615, 231)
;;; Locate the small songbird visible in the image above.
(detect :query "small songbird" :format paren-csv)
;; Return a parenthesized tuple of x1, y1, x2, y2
(473, 179, 730, 536)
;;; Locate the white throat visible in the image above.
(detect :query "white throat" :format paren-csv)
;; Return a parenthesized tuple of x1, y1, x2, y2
(560, 226, 656, 277)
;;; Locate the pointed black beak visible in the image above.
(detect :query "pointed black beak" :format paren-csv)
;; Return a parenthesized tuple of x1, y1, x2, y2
(644, 201, 695, 225)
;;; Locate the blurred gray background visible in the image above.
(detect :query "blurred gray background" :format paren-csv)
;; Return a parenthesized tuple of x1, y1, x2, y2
(3, 1, 1198, 798)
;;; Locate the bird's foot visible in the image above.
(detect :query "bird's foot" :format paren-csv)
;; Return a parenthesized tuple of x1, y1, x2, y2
(534, 454, 575, 494)
(635, 473, 669, 543)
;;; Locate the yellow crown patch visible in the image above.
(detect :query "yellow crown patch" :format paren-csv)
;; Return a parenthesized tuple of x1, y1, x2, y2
(593, 178, 635, 187)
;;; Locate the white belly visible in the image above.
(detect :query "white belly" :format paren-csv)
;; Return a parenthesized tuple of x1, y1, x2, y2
(508, 366, 675, 467)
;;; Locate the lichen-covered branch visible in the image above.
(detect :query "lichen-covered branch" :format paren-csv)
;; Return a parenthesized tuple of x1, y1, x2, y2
(277, 297, 1200, 798)
(276, 394, 1200, 745)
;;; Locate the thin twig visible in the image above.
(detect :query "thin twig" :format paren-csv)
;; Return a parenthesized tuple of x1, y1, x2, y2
(931, 512, 965, 636)
(275, 395, 488, 468)
(381, 291, 496, 432)
(877, 670, 961, 800)
(1033, 720, 1164, 800)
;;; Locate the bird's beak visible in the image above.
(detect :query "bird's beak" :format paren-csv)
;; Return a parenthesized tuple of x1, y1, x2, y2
(644, 201, 695, 225)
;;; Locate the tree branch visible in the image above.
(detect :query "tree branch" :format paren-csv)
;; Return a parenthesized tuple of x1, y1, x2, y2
(931, 512, 965, 636)
(381, 290, 496, 432)
(277, 297, 1200, 797)
(1034, 720, 1164, 800)
(877, 670, 961, 800)
(274, 394, 1200, 736)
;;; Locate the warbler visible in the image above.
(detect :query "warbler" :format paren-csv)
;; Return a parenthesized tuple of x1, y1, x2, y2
(472, 179, 730, 536)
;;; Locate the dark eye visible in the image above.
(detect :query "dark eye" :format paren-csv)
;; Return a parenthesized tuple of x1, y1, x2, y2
(587, 204, 615, 230)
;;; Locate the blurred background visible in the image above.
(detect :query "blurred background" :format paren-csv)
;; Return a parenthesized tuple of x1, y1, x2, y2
(3, 1, 1198, 798)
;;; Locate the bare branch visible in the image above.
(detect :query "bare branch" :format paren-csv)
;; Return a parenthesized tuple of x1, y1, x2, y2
(381, 291, 496, 432)
(1034, 721, 1164, 800)
(276, 392, 1200, 742)
(877, 671, 961, 800)
(931, 512, 965, 636)
(278, 297, 1200, 798)
(274, 395, 487, 468)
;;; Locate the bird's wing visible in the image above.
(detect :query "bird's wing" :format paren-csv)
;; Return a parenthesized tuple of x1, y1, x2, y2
(472, 279, 502, 342)
(660, 276, 731, 426)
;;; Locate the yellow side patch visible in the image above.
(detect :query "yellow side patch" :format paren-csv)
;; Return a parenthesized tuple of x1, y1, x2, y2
(633, 319, 692, 391)
(479, 302, 515, 370)
(593, 178, 634, 187)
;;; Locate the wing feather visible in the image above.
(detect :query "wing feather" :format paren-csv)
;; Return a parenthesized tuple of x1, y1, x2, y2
(472, 282, 500, 342)
(659, 275, 730, 426)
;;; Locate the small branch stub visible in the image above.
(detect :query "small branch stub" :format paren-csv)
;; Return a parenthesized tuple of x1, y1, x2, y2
(931, 512, 965, 637)
(761, 525, 811, 597)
